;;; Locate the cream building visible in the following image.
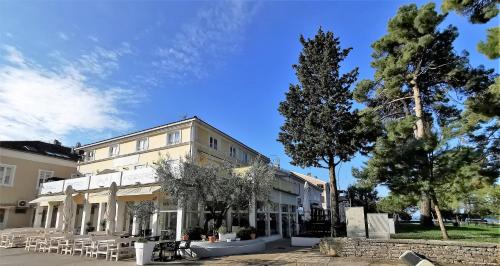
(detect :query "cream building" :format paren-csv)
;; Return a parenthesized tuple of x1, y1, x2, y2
(31, 117, 312, 239)
(0, 141, 78, 229)
(292, 172, 330, 211)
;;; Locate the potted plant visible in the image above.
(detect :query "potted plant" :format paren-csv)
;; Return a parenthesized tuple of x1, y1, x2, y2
(218, 225, 237, 241)
(249, 226, 257, 240)
(186, 227, 203, 240)
(100, 219, 106, 231)
(236, 226, 258, 240)
(134, 238, 155, 266)
(85, 222, 94, 233)
(128, 201, 155, 265)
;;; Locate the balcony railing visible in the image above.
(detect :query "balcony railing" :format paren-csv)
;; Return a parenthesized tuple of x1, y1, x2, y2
(39, 167, 158, 195)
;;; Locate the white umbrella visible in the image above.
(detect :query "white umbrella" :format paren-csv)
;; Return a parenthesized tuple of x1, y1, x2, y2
(105, 182, 118, 235)
(62, 185, 74, 233)
(303, 182, 311, 221)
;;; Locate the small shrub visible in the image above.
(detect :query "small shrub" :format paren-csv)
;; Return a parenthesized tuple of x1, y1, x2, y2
(186, 227, 204, 240)
(218, 225, 227, 234)
(236, 226, 257, 240)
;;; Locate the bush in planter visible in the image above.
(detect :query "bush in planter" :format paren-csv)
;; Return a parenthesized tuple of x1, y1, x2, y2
(217, 225, 227, 234)
(186, 227, 204, 240)
(236, 226, 257, 240)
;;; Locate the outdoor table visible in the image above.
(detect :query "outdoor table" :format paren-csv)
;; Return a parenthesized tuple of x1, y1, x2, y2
(153, 240, 179, 262)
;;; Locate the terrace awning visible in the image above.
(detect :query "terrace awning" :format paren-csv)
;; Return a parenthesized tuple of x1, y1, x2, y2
(29, 193, 79, 206)
(88, 185, 162, 203)
(117, 185, 161, 201)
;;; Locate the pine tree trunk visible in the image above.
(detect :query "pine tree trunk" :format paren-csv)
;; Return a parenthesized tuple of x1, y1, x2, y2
(430, 195, 449, 240)
(420, 195, 433, 227)
(411, 76, 425, 139)
(411, 77, 433, 227)
(329, 162, 340, 237)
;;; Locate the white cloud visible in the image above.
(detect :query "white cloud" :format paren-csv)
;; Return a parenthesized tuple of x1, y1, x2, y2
(88, 35, 99, 42)
(4, 45, 25, 66)
(154, 0, 258, 81)
(0, 45, 134, 142)
(58, 32, 69, 40)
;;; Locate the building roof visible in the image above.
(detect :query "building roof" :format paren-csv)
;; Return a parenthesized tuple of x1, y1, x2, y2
(291, 171, 328, 187)
(0, 141, 80, 161)
(75, 116, 268, 161)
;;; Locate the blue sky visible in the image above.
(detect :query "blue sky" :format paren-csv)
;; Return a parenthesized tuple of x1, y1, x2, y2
(1, 1, 498, 195)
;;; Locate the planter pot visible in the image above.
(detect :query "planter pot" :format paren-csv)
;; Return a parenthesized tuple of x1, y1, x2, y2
(218, 232, 237, 242)
(208, 236, 216, 243)
(135, 242, 155, 265)
(250, 233, 256, 240)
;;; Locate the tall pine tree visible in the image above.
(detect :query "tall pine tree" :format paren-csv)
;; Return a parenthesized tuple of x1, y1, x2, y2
(278, 28, 376, 237)
(354, 3, 496, 239)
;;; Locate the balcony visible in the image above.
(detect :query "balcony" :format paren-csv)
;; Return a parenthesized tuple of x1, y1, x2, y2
(39, 167, 158, 195)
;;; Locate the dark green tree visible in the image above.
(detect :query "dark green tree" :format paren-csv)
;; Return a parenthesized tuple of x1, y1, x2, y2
(346, 184, 379, 213)
(442, 0, 499, 23)
(478, 27, 500, 59)
(278, 28, 377, 237)
(354, 3, 496, 239)
(442, 0, 500, 59)
(377, 193, 418, 224)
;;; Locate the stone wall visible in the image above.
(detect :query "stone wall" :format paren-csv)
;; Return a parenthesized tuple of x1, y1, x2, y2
(319, 238, 500, 265)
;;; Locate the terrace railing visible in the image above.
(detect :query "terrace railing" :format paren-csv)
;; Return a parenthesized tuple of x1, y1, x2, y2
(39, 167, 158, 195)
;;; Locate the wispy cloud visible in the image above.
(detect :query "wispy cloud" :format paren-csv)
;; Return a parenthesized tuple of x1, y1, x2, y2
(88, 35, 99, 42)
(154, 1, 258, 81)
(58, 32, 69, 40)
(0, 45, 135, 142)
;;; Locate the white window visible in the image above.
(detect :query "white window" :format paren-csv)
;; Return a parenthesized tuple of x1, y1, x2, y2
(109, 144, 119, 157)
(238, 149, 248, 163)
(37, 170, 54, 189)
(136, 138, 148, 151)
(85, 150, 95, 162)
(167, 131, 181, 145)
(0, 164, 16, 187)
(230, 146, 237, 158)
(209, 136, 218, 150)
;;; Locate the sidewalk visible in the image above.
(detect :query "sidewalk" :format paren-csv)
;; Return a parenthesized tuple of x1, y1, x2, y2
(0, 239, 403, 266)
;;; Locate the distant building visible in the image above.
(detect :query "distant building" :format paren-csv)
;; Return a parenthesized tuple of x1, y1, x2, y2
(291, 172, 330, 211)
(0, 141, 79, 229)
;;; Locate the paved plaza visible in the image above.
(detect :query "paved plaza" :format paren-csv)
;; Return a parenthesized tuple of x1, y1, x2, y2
(0, 240, 402, 266)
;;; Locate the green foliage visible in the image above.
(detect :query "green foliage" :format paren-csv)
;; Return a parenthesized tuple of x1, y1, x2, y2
(186, 227, 204, 240)
(346, 174, 379, 213)
(442, 0, 499, 23)
(477, 27, 500, 59)
(217, 225, 227, 234)
(278, 28, 362, 169)
(126, 201, 156, 237)
(378, 194, 418, 220)
(236, 226, 257, 240)
(278, 28, 377, 235)
(442, 0, 500, 59)
(353, 3, 497, 239)
(394, 223, 500, 243)
(155, 155, 275, 230)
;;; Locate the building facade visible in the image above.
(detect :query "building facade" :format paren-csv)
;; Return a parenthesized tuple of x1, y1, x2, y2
(292, 172, 330, 212)
(0, 141, 78, 229)
(30, 117, 320, 239)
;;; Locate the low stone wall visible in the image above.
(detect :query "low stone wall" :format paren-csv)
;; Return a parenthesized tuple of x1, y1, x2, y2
(319, 238, 500, 265)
